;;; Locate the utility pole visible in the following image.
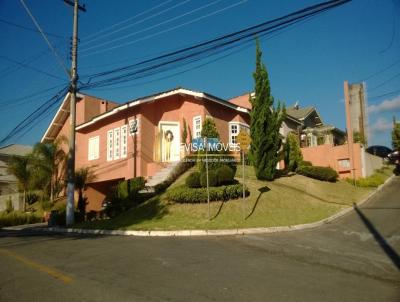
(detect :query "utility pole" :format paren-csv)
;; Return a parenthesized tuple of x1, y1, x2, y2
(65, 0, 86, 226)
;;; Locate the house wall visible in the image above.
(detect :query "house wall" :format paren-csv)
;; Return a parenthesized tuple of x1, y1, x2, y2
(68, 94, 250, 210)
(301, 143, 363, 179)
(76, 95, 248, 181)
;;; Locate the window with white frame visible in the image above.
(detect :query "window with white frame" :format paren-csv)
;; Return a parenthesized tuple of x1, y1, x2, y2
(107, 130, 113, 161)
(229, 122, 250, 145)
(121, 125, 128, 158)
(88, 136, 99, 160)
(114, 128, 120, 160)
(193, 116, 202, 138)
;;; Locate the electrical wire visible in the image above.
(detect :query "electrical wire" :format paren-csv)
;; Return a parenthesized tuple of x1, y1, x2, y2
(20, 0, 70, 78)
(81, 0, 174, 44)
(81, 0, 350, 90)
(368, 89, 400, 100)
(81, 0, 191, 47)
(0, 83, 67, 105)
(357, 58, 400, 82)
(0, 85, 69, 145)
(84, 13, 319, 93)
(0, 18, 67, 39)
(81, 0, 247, 58)
(0, 56, 66, 81)
(80, 0, 226, 53)
(368, 72, 400, 92)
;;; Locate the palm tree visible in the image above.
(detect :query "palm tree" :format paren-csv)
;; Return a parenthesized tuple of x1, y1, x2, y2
(32, 136, 67, 203)
(7, 155, 31, 212)
(75, 167, 96, 215)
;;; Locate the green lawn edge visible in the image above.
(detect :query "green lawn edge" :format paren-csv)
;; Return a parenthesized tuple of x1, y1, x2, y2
(77, 166, 393, 231)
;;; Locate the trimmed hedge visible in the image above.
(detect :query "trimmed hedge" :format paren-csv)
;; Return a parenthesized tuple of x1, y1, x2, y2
(166, 184, 249, 203)
(216, 165, 235, 185)
(200, 170, 218, 187)
(0, 211, 42, 228)
(186, 172, 201, 188)
(197, 153, 237, 175)
(297, 165, 338, 182)
(299, 160, 312, 167)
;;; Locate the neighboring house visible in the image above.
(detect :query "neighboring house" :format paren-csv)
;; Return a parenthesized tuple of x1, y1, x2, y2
(44, 88, 250, 211)
(285, 105, 346, 147)
(0, 144, 32, 211)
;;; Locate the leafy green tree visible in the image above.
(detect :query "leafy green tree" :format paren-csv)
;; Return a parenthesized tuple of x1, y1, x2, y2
(201, 117, 220, 139)
(392, 118, 400, 151)
(250, 40, 285, 180)
(353, 131, 366, 145)
(7, 155, 31, 211)
(75, 167, 96, 216)
(283, 132, 303, 172)
(32, 136, 67, 203)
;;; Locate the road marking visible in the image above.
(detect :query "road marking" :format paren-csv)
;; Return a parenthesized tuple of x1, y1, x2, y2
(0, 248, 73, 284)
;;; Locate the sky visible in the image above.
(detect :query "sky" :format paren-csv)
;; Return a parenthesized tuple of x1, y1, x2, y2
(0, 0, 399, 148)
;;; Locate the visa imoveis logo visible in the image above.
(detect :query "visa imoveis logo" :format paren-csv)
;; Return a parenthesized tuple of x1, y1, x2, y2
(181, 138, 241, 153)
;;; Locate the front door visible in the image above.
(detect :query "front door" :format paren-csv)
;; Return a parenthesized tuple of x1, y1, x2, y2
(160, 122, 180, 162)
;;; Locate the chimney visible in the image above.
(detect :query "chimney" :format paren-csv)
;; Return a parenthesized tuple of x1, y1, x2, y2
(100, 100, 107, 114)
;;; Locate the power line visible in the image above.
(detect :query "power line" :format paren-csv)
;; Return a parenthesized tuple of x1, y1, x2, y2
(0, 18, 67, 39)
(81, 0, 246, 57)
(80, 0, 225, 53)
(81, 0, 174, 44)
(368, 89, 400, 100)
(81, 0, 350, 89)
(357, 58, 400, 82)
(0, 85, 69, 145)
(368, 72, 400, 91)
(0, 56, 66, 81)
(20, 0, 70, 78)
(0, 83, 67, 105)
(83, 14, 317, 93)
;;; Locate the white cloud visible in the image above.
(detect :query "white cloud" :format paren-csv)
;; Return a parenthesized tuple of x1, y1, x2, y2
(369, 117, 393, 133)
(368, 96, 400, 114)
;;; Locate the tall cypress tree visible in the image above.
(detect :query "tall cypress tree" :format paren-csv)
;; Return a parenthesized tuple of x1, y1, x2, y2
(250, 40, 285, 180)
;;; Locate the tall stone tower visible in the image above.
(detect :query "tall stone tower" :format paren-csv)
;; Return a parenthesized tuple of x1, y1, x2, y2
(348, 82, 368, 146)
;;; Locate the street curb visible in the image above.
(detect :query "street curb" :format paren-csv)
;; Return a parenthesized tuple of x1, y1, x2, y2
(34, 175, 395, 237)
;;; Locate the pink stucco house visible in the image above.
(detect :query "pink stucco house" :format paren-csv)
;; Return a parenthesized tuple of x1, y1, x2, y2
(43, 88, 250, 211)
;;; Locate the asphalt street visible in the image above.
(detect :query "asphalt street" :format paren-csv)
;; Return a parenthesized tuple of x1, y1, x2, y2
(0, 177, 399, 302)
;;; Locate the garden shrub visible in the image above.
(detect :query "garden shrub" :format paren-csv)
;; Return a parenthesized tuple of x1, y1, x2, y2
(297, 165, 338, 182)
(166, 184, 249, 203)
(346, 170, 386, 187)
(200, 170, 218, 187)
(197, 154, 237, 175)
(104, 177, 146, 218)
(186, 171, 201, 188)
(0, 211, 42, 228)
(216, 165, 235, 185)
(26, 193, 40, 205)
(299, 160, 312, 167)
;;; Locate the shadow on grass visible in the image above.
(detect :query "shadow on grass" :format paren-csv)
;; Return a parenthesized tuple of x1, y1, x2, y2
(272, 182, 349, 206)
(353, 203, 400, 270)
(246, 186, 270, 220)
(82, 197, 169, 230)
(211, 201, 225, 220)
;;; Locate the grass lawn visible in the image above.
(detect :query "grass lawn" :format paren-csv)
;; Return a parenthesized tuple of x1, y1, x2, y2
(78, 165, 393, 231)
